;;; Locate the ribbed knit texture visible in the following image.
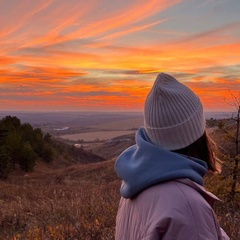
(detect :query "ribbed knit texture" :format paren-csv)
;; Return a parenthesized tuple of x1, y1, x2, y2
(144, 73, 205, 150)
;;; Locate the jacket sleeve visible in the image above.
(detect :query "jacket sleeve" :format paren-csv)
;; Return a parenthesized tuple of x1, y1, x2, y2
(150, 183, 230, 240)
(156, 216, 225, 240)
(154, 200, 225, 240)
(220, 228, 230, 240)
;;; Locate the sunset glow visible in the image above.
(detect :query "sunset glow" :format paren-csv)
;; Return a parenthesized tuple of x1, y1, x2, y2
(0, 0, 240, 111)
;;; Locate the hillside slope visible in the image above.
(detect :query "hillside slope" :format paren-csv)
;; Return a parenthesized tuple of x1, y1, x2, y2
(0, 159, 119, 239)
(89, 133, 135, 159)
(0, 124, 239, 240)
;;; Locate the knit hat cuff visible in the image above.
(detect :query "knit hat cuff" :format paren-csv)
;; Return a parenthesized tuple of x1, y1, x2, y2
(144, 105, 205, 150)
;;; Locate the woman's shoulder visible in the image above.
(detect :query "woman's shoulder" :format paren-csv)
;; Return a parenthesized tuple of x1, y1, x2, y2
(118, 179, 223, 239)
(136, 179, 214, 212)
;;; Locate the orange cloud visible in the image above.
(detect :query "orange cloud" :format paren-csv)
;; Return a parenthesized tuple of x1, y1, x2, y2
(0, 0, 239, 111)
(0, 0, 54, 40)
(100, 19, 167, 41)
(0, 56, 18, 66)
(14, 0, 180, 49)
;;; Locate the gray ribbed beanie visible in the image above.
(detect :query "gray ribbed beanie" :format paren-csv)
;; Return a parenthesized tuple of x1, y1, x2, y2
(144, 73, 205, 150)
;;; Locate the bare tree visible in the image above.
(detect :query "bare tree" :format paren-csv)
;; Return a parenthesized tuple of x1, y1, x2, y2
(225, 90, 240, 199)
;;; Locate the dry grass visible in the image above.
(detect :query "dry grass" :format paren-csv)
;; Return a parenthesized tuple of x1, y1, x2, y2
(205, 171, 240, 240)
(0, 160, 120, 240)
(0, 157, 239, 240)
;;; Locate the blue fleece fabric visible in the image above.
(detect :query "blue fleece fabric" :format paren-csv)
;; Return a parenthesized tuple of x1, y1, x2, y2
(115, 127, 208, 199)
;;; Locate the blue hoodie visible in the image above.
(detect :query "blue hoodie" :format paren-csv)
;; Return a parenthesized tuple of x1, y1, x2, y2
(115, 127, 208, 199)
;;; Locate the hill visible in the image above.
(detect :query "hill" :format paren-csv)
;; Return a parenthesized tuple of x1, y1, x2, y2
(1, 156, 239, 240)
(53, 140, 106, 164)
(0, 160, 119, 239)
(0, 118, 239, 239)
(87, 133, 135, 159)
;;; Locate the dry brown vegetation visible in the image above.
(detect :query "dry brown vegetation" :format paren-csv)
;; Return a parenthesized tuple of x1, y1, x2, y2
(0, 158, 239, 240)
(0, 160, 120, 240)
(0, 121, 239, 240)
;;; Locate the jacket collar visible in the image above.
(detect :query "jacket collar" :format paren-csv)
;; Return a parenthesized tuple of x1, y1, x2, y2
(175, 178, 220, 207)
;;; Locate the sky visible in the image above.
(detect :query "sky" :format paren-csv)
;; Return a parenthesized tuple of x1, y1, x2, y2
(0, 0, 240, 112)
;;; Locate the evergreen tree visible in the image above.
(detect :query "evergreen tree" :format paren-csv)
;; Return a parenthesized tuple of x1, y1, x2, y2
(5, 131, 22, 169)
(0, 115, 54, 178)
(19, 143, 36, 172)
(0, 146, 12, 179)
(41, 145, 54, 163)
(1, 116, 21, 131)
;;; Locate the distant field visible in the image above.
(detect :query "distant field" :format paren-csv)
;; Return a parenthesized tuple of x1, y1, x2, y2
(59, 130, 137, 141)
(88, 117, 143, 130)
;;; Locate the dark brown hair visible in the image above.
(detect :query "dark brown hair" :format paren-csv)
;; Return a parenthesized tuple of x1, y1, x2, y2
(173, 132, 221, 173)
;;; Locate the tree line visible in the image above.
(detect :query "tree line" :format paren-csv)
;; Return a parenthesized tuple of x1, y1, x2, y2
(0, 116, 53, 179)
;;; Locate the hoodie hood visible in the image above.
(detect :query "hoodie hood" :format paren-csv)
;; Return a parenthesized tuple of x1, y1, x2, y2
(115, 127, 208, 199)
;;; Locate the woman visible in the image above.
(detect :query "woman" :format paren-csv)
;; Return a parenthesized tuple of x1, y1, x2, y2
(115, 73, 229, 240)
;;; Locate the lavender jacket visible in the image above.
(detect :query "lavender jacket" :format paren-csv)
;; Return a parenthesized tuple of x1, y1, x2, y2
(115, 128, 229, 240)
